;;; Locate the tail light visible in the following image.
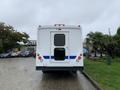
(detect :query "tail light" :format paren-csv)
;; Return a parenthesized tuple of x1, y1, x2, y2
(37, 54, 43, 62)
(76, 54, 82, 62)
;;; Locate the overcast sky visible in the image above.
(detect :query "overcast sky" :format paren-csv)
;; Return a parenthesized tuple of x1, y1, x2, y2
(0, 0, 120, 40)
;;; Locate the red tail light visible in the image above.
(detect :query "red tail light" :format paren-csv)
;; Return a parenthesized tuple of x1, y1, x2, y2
(76, 54, 82, 62)
(37, 54, 43, 62)
(77, 56, 81, 60)
(38, 56, 42, 60)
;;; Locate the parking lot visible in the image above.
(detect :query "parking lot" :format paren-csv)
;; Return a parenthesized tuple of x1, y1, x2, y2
(0, 58, 96, 90)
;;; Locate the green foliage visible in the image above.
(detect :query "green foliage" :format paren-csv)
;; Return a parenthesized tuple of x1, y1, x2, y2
(0, 22, 29, 52)
(117, 27, 120, 35)
(86, 27, 120, 57)
(86, 32, 105, 57)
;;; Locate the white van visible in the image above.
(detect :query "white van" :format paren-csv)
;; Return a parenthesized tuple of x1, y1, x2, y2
(36, 24, 83, 72)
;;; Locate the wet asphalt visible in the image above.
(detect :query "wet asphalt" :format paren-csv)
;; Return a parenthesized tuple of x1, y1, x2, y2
(0, 58, 96, 90)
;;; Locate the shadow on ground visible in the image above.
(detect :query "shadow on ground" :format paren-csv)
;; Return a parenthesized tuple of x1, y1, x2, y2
(39, 71, 82, 90)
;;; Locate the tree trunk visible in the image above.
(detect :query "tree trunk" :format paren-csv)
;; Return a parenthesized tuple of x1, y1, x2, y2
(100, 52, 102, 57)
(100, 49, 103, 57)
(94, 49, 97, 57)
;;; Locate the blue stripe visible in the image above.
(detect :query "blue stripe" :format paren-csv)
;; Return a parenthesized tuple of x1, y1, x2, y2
(43, 56, 50, 59)
(70, 56, 76, 59)
(65, 56, 68, 59)
(43, 56, 76, 59)
(51, 56, 54, 59)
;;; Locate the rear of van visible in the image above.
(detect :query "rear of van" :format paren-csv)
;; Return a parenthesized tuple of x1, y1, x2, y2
(36, 24, 83, 72)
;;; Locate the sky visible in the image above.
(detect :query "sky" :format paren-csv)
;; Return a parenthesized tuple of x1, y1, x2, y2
(0, 0, 120, 40)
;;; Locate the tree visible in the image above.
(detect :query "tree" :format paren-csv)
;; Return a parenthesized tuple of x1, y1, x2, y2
(86, 27, 120, 58)
(86, 32, 104, 57)
(113, 27, 120, 57)
(0, 22, 29, 52)
(117, 27, 120, 35)
(102, 35, 114, 57)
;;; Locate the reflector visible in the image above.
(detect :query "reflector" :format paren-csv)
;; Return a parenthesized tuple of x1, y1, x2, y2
(38, 56, 42, 60)
(78, 56, 81, 60)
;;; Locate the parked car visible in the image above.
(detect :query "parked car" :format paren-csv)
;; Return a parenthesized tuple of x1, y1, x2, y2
(11, 51, 21, 57)
(0, 52, 11, 58)
(19, 51, 31, 57)
(27, 50, 36, 57)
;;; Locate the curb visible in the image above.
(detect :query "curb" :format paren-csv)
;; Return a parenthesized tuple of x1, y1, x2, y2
(82, 71, 104, 90)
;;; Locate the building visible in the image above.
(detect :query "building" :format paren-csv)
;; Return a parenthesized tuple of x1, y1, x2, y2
(20, 40, 36, 51)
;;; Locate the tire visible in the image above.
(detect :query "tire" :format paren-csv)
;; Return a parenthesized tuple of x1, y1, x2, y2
(42, 70, 48, 73)
(72, 70, 77, 74)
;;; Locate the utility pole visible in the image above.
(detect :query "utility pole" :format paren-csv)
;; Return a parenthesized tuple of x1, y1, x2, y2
(108, 28, 111, 36)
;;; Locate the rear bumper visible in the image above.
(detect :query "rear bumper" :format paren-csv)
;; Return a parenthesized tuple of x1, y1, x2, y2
(36, 66, 84, 71)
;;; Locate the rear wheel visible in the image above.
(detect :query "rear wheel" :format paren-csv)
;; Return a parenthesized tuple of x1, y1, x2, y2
(72, 70, 77, 74)
(42, 70, 48, 73)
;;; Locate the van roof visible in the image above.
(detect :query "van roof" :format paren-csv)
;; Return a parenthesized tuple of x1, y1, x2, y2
(38, 25, 81, 30)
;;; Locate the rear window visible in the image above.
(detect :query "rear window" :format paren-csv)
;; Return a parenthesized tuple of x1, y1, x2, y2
(54, 48, 65, 60)
(54, 34, 65, 46)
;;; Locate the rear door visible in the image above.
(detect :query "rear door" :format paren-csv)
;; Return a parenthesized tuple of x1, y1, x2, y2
(50, 31, 69, 62)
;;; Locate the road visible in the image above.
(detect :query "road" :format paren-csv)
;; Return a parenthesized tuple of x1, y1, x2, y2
(0, 58, 97, 90)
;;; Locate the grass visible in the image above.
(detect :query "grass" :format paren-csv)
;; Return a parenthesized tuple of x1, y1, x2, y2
(84, 57, 120, 90)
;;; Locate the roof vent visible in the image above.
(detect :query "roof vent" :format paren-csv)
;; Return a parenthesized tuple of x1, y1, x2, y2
(54, 24, 65, 26)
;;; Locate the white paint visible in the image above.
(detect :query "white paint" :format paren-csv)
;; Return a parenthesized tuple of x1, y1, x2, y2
(36, 25, 83, 69)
